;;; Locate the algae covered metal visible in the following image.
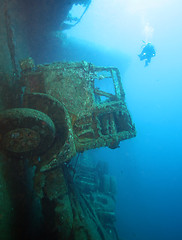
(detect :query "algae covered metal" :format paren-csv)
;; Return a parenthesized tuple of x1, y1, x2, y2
(19, 58, 136, 163)
(0, 0, 137, 238)
(0, 58, 136, 240)
(0, 57, 136, 170)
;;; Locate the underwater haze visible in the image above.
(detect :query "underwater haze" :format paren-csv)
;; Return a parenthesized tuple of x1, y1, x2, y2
(58, 0, 182, 240)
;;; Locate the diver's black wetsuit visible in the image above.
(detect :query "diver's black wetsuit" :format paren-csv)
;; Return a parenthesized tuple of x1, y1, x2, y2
(138, 43, 156, 66)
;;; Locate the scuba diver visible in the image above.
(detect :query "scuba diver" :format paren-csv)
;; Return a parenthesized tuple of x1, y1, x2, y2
(138, 42, 156, 66)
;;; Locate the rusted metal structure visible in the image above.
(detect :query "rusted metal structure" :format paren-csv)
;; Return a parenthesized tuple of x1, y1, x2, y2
(0, 58, 136, 239)
(0, 58, 136, 170)
(0, 0, 136, 239)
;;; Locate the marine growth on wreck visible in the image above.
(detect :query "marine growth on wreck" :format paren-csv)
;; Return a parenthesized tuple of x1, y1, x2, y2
(0, 0, 136, 239)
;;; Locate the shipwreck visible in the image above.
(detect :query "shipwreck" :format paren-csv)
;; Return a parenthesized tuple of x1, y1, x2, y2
(0, 0, 136, 239)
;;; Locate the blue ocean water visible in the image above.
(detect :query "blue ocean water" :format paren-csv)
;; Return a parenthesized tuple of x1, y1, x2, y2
(38, 1, 182, 239)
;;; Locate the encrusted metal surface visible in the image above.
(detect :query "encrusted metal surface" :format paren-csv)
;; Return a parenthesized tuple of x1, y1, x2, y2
(0, 108, 55, 156)
(21, 59, 136, 159)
